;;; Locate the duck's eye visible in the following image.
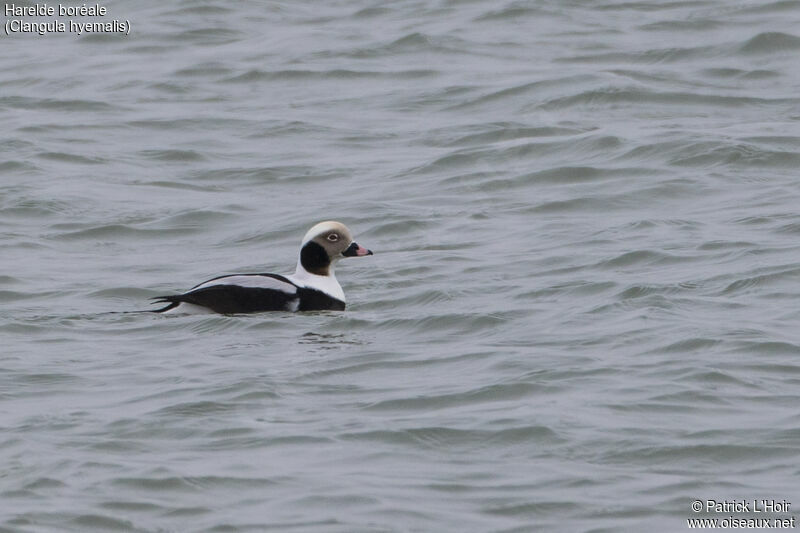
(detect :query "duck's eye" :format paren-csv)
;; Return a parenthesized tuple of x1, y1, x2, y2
(327, 233, 339, 242)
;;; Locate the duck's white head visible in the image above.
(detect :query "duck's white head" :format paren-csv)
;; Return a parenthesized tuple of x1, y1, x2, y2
(296, 221, 372, 277)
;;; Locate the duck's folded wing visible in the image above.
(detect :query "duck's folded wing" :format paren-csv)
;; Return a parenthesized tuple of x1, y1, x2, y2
(156, 274, 299, 314)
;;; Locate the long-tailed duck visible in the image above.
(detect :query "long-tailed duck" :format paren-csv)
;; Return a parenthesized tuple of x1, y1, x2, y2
(152, 221, 372, 314)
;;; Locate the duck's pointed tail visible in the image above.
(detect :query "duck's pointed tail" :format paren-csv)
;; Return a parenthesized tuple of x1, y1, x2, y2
(149, 296, 181, 313)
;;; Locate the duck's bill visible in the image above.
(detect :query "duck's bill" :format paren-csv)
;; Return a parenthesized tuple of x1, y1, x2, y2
(343, 242, 373, 257)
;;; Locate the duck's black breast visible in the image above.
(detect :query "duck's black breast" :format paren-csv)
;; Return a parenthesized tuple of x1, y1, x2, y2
(297, 287, 346, 311)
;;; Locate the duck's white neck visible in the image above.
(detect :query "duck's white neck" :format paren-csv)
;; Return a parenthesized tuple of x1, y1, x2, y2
(289, 259, 345, 302)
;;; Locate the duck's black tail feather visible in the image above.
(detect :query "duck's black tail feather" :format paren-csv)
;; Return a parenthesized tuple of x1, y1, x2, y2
(149, 296, 181, 313)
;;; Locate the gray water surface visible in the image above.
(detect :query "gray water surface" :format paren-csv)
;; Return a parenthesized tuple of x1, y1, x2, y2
(2, 1, 800, 531)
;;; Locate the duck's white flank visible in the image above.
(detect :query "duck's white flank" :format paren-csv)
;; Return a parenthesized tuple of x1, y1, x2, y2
(191, 275, 296, 292)
(163, 302, 215, 315)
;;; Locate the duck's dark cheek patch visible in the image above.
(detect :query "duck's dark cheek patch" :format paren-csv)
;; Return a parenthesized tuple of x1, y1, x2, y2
(300, 241, 330, 276)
